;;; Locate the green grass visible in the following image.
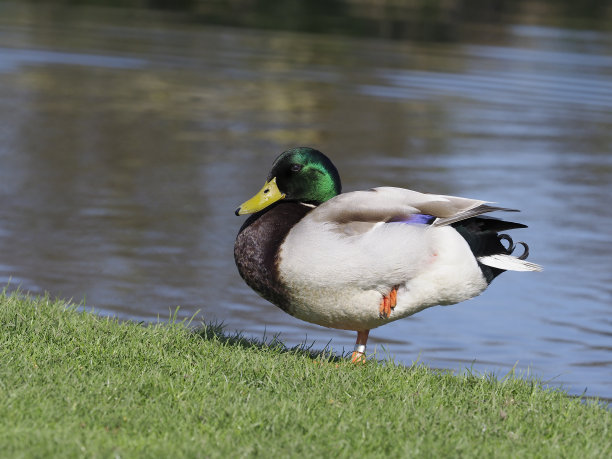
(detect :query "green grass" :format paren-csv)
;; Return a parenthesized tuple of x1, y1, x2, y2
(1, 290, 610, 458)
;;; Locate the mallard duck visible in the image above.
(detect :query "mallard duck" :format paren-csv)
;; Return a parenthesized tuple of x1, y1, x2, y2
(234, 147, 541, 362)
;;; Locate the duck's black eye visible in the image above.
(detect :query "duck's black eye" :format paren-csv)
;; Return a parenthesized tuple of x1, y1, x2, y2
(290, 164, 302, 172)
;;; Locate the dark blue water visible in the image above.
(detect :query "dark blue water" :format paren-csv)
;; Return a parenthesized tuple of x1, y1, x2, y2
(0, 5, 610, 401)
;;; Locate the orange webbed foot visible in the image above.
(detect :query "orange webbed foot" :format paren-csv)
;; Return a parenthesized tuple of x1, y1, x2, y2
(351, 330, 369, 364)
(350, 350, 366, 364)
(379, 285, 399, 319)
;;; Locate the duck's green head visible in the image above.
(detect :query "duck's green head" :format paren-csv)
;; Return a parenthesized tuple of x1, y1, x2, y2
(235, 147, 341, 216)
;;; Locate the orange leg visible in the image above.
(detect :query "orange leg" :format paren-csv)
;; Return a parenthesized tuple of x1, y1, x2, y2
(350, 330, 370, 363)
(379, 285, 399, 319)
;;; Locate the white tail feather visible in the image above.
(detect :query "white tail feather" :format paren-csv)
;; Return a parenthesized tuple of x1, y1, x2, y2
(478, 254, 542, 272)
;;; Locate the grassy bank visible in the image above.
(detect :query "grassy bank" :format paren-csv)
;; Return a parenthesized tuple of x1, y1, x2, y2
(1, 290, 609, 458)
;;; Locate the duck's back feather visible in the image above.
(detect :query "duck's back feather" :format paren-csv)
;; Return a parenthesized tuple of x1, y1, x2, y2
(311, 187, 489, 229)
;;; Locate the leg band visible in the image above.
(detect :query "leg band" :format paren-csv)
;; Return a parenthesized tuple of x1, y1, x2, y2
(353, 344, 366, 354)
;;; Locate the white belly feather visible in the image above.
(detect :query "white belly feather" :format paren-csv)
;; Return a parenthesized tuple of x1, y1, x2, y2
(278, 220, 488, 330)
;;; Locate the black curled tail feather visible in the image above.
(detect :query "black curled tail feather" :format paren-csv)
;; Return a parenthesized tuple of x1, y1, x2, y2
(498, 234, 530, 260)
(452, 216, 534, 283)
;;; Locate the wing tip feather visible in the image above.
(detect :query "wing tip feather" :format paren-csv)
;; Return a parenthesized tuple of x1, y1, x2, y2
(434, 204, 521, 227)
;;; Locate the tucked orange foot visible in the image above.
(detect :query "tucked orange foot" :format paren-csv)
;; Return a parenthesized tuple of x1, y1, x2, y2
(350, 330, 370, 363)
(379, 285, 399, 319)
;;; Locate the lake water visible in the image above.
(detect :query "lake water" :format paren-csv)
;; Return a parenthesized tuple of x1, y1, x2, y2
(0, 3, 610, 401)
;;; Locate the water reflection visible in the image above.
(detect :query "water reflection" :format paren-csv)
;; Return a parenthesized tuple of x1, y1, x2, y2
(0, 5, 610, 401)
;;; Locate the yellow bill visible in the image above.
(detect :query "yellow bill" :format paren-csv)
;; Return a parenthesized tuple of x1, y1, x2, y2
(235, 177, 285, 215)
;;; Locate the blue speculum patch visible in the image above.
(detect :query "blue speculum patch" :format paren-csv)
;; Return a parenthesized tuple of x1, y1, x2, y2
(390, 214, 436, 225)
